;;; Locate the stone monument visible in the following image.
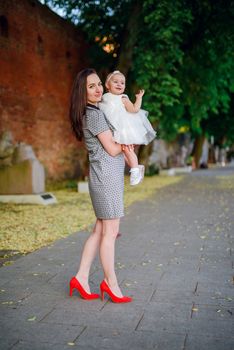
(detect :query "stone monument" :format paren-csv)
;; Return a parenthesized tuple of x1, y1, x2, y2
(0, 131, 56, 204)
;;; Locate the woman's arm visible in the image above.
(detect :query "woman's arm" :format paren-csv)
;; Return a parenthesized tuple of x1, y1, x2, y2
(97, 130, 122, 157)
(122, 89, 145, 113)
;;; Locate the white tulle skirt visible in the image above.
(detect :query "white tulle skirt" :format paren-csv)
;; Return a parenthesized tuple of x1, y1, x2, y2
(99, 93, 156, 145)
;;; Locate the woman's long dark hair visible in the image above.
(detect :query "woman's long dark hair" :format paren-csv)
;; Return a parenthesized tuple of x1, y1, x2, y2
(69, 68, 96, 141)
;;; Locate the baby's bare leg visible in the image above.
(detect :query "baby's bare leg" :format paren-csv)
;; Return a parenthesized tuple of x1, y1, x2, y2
(123, 149, 139, 168)
(122, 145, 144, 186)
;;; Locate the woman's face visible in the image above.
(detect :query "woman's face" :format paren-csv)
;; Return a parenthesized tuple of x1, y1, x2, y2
(86, 73, 103, 105)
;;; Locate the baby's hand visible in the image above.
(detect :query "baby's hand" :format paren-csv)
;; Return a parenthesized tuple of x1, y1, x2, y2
(135, 89, 145, 98)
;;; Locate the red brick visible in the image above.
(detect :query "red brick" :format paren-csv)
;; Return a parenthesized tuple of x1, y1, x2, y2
(0, 0, 88, 179)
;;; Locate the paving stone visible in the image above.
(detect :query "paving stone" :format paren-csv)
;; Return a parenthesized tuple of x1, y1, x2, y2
(136, 301, 192, 333)
(119, 281, 156, 302)
(0, 287, 32, 303)
(190, 303, 234, 321)
(164, 264, 200, 275)
(1, 302, 54, 323)
(199, 258, 232, 271)
(168, 255, 201, 269)
(15, 291, 66, 309)
(139, 250, 177, 263)
(184, 334, 234, 350)
(0, 317, 84, 346)
(156, 272, 198, 292)
(188, 318, 234, 339)
(1, 271, 57, 291)
(196, 281, 234, 295)
(151, 290, 196, 305)
(0, 337, 19, 350)
(76, 326, 186, 350)
(58, 295, 104, 312)
(196, 271, 233, 286)
(152, 289, 234, 307)
(152, 331, 186, 350)
(42, 303, 143, 331)
(117, 269, 162, 288)
(10, 340, 92, 350)
(194, 292, 234, 307)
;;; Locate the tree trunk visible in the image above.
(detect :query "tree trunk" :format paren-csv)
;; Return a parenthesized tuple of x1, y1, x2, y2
(117, 0, 142, 76)
(137, 143, 154, 171)
(192, 134, 205, 168)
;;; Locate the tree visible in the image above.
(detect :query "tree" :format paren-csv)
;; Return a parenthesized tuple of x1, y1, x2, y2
(179, 0, 234, 166)
(133, 0, 193, 136)
(42, 0, 137, 75)
(133, 0, 234, 166)
(43, 0, 234, 168)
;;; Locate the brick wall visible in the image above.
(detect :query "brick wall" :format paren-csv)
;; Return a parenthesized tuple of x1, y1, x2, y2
(0, 0, 88, 179)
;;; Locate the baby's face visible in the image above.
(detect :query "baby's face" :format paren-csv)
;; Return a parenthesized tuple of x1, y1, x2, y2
(107, 74, 125, 95)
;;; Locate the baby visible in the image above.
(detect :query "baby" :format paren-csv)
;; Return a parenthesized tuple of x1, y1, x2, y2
(99, 70, 156, 185)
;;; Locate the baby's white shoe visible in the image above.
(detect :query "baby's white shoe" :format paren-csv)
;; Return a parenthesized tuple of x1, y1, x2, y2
(130, 168, 141, 185)
(130, 165, 145, 186)
(139, 165, 145, 180)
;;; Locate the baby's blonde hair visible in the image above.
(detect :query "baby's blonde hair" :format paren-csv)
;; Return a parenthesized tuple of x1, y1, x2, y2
(105, 70, 125, 88)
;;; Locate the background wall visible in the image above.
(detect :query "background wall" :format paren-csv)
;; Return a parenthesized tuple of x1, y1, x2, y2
(0, 0, 88, 179)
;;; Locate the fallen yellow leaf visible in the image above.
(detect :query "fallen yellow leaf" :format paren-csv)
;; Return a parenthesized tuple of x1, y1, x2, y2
(27, 316, 36, 321)
(192, 307, 198, 312)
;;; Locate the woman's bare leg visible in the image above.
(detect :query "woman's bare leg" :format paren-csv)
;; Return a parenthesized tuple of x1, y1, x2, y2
(76, 219, 102, 293)
(99, 218, 123, 297)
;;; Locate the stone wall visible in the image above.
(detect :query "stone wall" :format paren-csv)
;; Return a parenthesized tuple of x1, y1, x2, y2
(0, 0, 88, 179)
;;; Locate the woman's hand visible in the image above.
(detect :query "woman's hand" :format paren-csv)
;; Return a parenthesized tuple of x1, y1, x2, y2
(122, 145, 138, 168)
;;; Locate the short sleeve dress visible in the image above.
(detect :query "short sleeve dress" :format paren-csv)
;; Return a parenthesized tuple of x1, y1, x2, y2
(83, 104, 125, 219)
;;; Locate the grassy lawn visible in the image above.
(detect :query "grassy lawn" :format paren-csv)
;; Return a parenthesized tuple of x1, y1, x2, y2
(217, 174, 234, 189)
(0, 175, 181, 255)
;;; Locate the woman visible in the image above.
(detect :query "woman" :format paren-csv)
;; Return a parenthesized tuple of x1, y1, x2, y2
(69, 68, 137, 303)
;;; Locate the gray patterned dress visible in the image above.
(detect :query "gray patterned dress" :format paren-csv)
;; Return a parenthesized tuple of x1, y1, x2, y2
(83, 104, 125, 219)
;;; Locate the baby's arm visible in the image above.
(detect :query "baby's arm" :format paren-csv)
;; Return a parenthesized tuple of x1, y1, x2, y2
(122, 89, 145, 113)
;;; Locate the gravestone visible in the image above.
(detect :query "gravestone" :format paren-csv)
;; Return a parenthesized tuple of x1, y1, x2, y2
(0, 133, 45, 194)
(0, 131, 56, 204)
(0, 131, 15, 167)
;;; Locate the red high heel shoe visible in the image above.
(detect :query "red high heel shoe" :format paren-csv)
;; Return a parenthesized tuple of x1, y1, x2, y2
(100, 280, 132, 303)
(69, 277, 99, 300)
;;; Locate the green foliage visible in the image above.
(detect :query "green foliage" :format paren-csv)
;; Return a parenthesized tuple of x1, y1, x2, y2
(179, 0, 234, 138)
(44, 0, 133, 70)
(202, 95, 234, 146)
(43, 0, 234, 145)
(133, 0, 192, 139)
(134, 0, 234, 141)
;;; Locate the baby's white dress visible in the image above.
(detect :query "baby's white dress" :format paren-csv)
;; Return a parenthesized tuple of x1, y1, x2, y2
(99, 93, 156, 145)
